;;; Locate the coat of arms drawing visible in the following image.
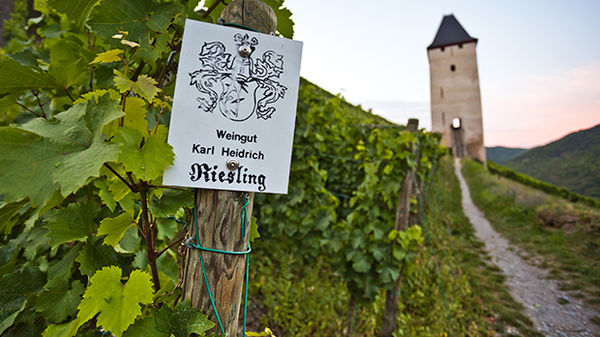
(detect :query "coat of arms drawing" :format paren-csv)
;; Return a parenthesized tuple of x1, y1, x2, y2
(189, 33, 287, 122)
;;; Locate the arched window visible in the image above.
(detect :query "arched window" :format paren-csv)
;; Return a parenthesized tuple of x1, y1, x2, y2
(450, 64, 456, 72)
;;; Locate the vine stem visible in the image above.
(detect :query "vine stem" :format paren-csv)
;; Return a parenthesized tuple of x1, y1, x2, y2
(32, 90, 46, 117)
(152, 107, 165, 135)
(15, 101, 43, 119)
(140, 187, 161, 291)
(103, 163, 137, 192)
(156, 236, 185, 258)
(201, 0, 227, 18)
(64, 87, 75, 102)
(148, 184, 187, 191)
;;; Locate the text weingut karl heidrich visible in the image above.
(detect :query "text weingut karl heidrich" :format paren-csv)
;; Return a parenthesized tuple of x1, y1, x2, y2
(191, 129, 264, 160)
(188, 129, 267, 191)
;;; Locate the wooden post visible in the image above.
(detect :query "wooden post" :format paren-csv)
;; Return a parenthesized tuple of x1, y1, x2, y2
(380, 118, 419, 337)
(181, 2, 276, 336)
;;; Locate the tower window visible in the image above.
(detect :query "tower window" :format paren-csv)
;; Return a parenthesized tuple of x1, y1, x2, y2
(458, 44, 463, 48)
(450, 65, 456, 72)
(441, 47, 445, 52)
(440, 87, 444, 98)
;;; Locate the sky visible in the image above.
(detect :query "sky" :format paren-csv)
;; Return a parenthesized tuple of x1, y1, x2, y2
(285, 0, 600, 148)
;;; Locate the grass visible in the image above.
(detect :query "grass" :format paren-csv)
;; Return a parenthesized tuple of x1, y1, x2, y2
(247, 157, 543, 336)
(461, 159, 600, 314)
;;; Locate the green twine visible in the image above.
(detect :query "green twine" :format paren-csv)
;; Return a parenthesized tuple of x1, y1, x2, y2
(188, 192, 251, 336)
(222, 22, 261, 33)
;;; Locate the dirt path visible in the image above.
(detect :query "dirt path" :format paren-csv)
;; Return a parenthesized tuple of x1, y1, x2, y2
(454, 159, 599, 337)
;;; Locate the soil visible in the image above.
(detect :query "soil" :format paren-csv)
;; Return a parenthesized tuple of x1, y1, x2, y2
(455, 159, 599, 337)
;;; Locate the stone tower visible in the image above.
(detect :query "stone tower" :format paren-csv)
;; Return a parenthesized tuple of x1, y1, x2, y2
(428, 14, 486, 163)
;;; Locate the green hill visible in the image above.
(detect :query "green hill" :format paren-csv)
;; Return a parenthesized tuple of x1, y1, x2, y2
(486, 146, 528, 163)
(504, 124, 600, 198)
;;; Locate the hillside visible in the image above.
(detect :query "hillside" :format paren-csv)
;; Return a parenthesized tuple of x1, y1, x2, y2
(486, 146, 528, 163)
(504, 124, 600, 198)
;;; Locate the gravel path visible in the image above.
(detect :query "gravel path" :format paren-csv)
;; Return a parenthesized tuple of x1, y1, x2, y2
(454, 159, 599, 337)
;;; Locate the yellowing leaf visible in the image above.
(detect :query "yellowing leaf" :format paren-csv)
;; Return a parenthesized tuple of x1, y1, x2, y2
(123, 96, 148, 133)
(98, 211, 134, 246)
(74, 89, 120, 104)
(74, 266, 153, 337)
(90, 49, 123, 64)
(114, 70, 160, 102)
(114, 69, 134, 92)
(121, 39, 140, 48)
(133, 75, 160, 101)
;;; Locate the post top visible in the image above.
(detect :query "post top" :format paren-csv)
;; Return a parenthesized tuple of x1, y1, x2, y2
(220, 0, 277, 34)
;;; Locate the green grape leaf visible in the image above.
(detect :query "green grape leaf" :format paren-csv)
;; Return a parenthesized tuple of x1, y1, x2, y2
(75, 238, 121, 276)
(262, 0, 294, 38)
(0, 57, 59, 94)
(35, 280, 84, 323)
(115, 225, 140, 253)
(149, 189, 192, 218)
(392, 246, 406, 261)
(138, 32, 170, 63)
(97, 211, 135, 247)
(88, 0, 153, 42)
(123, 316, 168, 337)
(0, 92, 21, 126)
(147, 3, 181, 33)
(47, 244, 80, 284)
(49, 0, 100, 29)
(0, 92, 123, 207)
(0, 241, 19, 277)
(155, 218, 178, 241)
(116, 127, 174, 181)
(249, 216, 260, 243)
(48, 39, 92, 89)
(122, 96, 149, 134)
(0, 268, 45, 334)
(351, 256, 370, 273)
(107, 172, 134, 202)
(76, 266, 154, 337)
(114, 70, 161, 102)
(42, 320, 79, 337)
(90, 49, 123, 64)
(94, 179, 117, 211)
(0, 200, 27, 234)
(44, 201, 99, 249)
(23, 226, 50, 261)
(6, 50, 39, 67)
(154, 300, 213, 337)
(24, 190, 64, 230)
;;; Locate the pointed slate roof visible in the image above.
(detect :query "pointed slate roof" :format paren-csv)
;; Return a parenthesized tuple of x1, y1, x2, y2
(428, 14, 477, 50)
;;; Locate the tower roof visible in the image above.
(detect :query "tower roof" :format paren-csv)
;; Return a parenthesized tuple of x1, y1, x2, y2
(428, 14, 477, 50)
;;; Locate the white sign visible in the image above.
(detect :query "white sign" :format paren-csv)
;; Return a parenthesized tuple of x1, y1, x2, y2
(163, 19, 303, 194)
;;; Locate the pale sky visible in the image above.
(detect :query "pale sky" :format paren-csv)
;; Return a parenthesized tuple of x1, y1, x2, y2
(285, 0, 600, 148)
